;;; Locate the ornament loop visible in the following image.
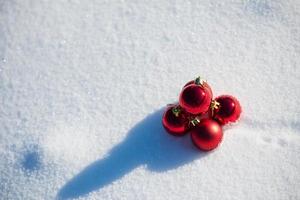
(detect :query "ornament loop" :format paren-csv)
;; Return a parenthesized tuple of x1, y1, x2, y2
(210, 100, 220, 116)
(195, 76, 206, 86)
(171, 105, 181, 117)
(189, 117, 201, 127)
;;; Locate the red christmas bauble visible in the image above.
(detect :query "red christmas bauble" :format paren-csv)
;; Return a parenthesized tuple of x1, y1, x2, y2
(211, 95, 242, 125)
(162, 105, 189, 136)
(191, 119, 223, 151)
(184, 79, 213, 98)
(179, 78, 212, 115)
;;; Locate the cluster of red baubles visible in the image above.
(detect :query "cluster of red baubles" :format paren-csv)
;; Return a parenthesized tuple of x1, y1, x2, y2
(162, 77, 242, 151)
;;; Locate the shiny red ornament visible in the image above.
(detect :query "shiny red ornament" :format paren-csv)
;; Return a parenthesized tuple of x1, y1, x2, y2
(162, 105, 189, 136)
(179, 77, 212, 115)
(191, 119, 223, 151)
(184, 79, 213, 98)
(210, 95, 242, 125)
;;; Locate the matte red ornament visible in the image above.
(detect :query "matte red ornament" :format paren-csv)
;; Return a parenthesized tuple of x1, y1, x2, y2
(191, 119, 223, 151)
(179, 77, 212, 115)
(210, 95, 242, 125)
(162, 105, 189, 136)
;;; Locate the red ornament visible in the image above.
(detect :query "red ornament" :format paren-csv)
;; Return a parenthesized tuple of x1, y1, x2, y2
(162, 105, 189, 136)
(210, 95, 242, 125)
(179, 77, 212, 115)
(184, 79, 213, 98)
(191, 119, 223, 151)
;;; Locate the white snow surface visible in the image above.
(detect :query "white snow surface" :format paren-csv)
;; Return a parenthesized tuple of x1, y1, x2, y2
(0, 0, 300, 199)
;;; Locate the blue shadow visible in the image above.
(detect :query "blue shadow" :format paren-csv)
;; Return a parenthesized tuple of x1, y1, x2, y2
(57, 108, 206, 199)
(21, 148, 41, 172)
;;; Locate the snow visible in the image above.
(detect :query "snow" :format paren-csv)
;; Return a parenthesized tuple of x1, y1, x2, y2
(0, 0, 300, 199)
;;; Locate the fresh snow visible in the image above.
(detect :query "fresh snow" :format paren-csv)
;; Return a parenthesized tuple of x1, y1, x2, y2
(0, 0, 300, 199)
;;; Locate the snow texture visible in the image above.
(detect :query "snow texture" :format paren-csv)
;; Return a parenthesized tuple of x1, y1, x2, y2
(0, 0, 300, 199)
